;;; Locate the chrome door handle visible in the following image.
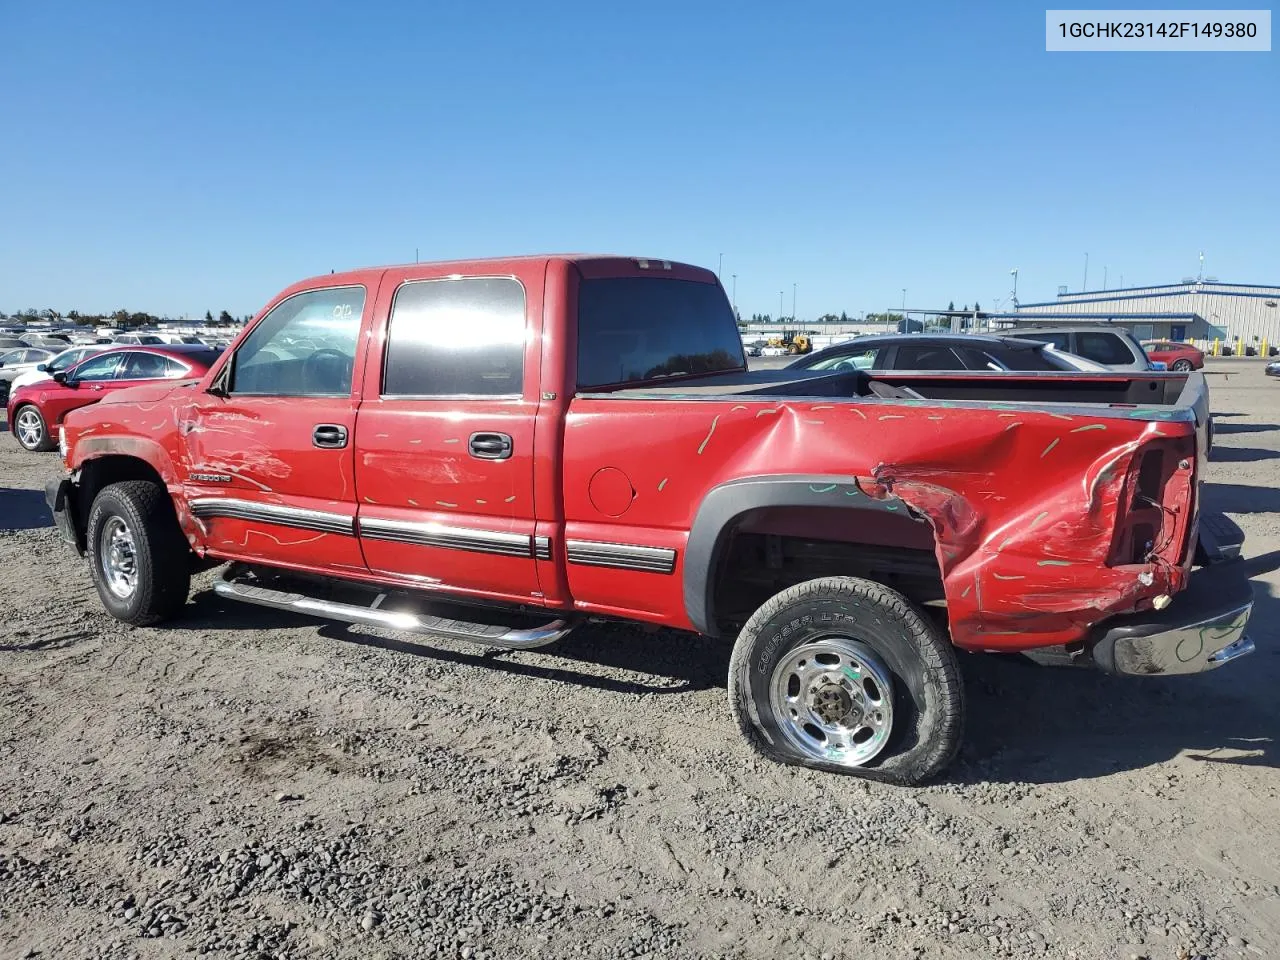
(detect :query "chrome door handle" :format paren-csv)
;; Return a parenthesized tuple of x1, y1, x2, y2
(312, 424, 348, 449)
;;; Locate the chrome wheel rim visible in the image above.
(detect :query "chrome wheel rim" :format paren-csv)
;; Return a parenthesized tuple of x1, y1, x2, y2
(100, 516, 138, 599)
(769, 637, 895, 767)
(1173, 360, 1192, 371)
(16, 408, 43, 448)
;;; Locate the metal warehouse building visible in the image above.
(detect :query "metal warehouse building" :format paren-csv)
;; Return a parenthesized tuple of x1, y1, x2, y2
(1016, 281, 1280, 347)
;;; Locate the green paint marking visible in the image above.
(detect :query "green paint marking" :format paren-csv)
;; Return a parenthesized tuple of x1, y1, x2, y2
(1041, 438, 1060, 457)
(1071, 423, 1107, 433)
(697, 415, 721, 455)
(657, 478, 668, 492)
(991, 573, 1025, 581)
(960, 585, 972, 598)
(998, 536, 1014, 551)
(844, 489, 861, 496)
(1037, 559, 1073, 567)
(886, 504, 899, 511)
(841, 666, 861, 681)
(1028, 510, 1050, 529)
(809, 483, 838, 493)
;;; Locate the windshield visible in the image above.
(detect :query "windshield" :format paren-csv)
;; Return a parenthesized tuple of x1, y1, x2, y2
(576, 277, 744, 389)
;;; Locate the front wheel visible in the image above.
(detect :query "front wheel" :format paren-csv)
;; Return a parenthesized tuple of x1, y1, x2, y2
(86, 481, 191, 625)
(1171, 359, 1194, 372)
(728, 576, 964, 785)
(13, 404, 54, 452)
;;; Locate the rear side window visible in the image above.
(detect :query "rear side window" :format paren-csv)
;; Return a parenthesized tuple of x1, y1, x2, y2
(1016, 331, 1070, 351)
(121, 352, 174, 379)
(383, 277, 525, 397)
(965, 346, 1058, 371)
(1076, 332, 1136, 365)
(576, 277, 744, 389)
(893, 345, 967, 371)
(806, 347, 882, 371)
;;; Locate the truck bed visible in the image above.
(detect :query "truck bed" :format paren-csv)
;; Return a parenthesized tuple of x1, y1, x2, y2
(595, 367, 1200, 411)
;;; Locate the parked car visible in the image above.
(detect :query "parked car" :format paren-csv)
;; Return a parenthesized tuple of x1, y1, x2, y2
(1142, 340, 1205, 372)
(1004, 326, 1154, 371)
(1265, 359, 1280, 378)
(788, 333, 1109, 373)
(0, 337, 29, 350)
(8, 345, 219, 452)
(112, 333, 168, 346)
(6, 344, 115, 395)
(46, 255, 1251, 786)
(0, 348, 57, 404)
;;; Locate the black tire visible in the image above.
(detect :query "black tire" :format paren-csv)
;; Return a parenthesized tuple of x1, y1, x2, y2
(1172, 359, 1194, 372)
(13, 404, 54, 452)
(728, 576, 964, 786)
(86, 480, 191, 625)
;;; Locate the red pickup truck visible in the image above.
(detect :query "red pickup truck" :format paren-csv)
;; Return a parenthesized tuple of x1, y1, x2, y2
(46, 255, 1255, 784)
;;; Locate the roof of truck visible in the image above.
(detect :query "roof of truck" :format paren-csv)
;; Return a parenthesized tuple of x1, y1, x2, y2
(299, 255, 711, 288)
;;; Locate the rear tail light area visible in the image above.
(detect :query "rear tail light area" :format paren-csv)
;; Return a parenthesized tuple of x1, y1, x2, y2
(1107, 436, 1197, 567)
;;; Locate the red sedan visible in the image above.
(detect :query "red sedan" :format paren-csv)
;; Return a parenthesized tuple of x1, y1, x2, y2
(7, 345, 221, 452)
(1142, 340, 1205, 371)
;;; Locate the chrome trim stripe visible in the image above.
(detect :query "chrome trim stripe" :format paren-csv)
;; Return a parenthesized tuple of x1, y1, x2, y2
(533, 536, 552, 561)
(565, 539, 677, 574)
(359, 517, 533, 558)
(189, 498, 354, 536)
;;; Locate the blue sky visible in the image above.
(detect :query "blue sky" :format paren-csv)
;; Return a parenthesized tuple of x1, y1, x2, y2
(1, 1, 1276, 320)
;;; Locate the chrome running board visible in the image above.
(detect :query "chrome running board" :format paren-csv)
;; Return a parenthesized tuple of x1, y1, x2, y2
(213, 570, 575, 650)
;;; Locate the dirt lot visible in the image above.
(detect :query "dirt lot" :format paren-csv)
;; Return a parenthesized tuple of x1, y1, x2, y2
(1, 360, 1277, 960)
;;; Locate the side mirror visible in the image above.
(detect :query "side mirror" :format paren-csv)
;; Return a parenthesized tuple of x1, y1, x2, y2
(53, 371, 72, 386)
(35, 363, 46, 372)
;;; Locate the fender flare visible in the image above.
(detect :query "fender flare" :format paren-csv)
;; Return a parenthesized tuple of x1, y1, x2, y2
(683, 474, 916, 636)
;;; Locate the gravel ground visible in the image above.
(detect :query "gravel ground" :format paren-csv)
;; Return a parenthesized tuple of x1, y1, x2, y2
(1, 359, 1277, 960)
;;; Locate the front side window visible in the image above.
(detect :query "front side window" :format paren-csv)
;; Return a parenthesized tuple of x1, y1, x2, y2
(806, 348, 882, 371)
(1077, 332, 1136, 366)
(894, 345, 967, 370)
(230, 286, 365, 397)
(576, 277, 743, 389)
(383, 277, 525, 397)
(70, 353, 123, 382)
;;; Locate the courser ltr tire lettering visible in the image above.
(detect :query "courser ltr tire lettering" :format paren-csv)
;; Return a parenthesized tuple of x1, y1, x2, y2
(728, 576, 964, 785)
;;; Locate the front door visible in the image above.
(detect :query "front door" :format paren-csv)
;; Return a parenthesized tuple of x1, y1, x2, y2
(353, 271, 542, 604)
(182, 284, 371, 574)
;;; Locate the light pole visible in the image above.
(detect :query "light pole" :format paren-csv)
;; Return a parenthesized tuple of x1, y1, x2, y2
(791, 283, 796, 324)
(779, 291, 784, 322)
(1010, 267, 1019, 309)
(718, 253, 724, 280)
(731, 274, 737, 313)
(1083, 252, 1089, 291)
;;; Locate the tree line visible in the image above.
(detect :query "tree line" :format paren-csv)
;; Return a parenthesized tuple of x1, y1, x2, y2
(1, 307, 250, 328)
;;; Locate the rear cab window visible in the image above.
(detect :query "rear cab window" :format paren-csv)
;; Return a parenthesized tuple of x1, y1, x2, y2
(576, 275, 744, 390)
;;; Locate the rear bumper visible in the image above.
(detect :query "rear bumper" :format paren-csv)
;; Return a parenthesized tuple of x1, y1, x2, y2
(1086, 559, 1254, 676)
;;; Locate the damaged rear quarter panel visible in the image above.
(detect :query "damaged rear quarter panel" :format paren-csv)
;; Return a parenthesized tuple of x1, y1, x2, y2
(563, 396, 1196, 648)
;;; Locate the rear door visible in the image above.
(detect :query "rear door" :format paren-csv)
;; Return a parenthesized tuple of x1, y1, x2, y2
(353, 268, 543, 604)
(182, 283, 373, 574)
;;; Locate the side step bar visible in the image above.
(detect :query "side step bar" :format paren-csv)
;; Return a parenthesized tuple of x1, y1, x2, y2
(213, 570, 576, 650)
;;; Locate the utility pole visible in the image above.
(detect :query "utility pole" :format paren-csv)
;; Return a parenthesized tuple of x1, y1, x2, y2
(415, 247, 419, 264)
(731, 274, 737, 312)
(718, 253, 724, 280)
(1083, 253, 1089, 291)
(1103, 266, 1108, 290)
(791, 283, 796, 324)
(779, 291, 784, 322)
(1010, 267, 1019, 309)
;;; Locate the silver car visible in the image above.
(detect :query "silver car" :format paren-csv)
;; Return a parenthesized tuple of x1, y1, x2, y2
(1003, 326, 1155, 371)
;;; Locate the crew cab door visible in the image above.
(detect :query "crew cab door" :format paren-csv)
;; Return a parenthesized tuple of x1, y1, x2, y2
(181, 284, 372, 574)
(353, 269, 543, 604)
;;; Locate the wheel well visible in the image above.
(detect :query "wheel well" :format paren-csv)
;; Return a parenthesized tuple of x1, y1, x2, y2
(706, 507, 944, 635)
(69, 456, 170, 551)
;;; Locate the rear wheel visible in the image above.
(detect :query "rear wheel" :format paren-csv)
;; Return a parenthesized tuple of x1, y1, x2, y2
(728, 576, 964, 785)
(1172, 358, 1194, 372)
(14, 404, 54, 452)
(87, 481, 191, 625)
